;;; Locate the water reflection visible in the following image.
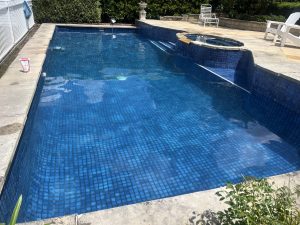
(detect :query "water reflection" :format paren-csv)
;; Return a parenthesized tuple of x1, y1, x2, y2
(74, 80, 105, 104)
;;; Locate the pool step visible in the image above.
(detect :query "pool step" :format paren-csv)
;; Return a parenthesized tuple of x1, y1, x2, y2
(149, 40, 176, 54)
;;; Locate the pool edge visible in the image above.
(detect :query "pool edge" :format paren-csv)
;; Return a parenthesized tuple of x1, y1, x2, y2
(18, 171, 300, 225)
(0, 24, 56, 194)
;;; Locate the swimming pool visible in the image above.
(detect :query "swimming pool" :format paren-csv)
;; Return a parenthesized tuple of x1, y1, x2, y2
(0, 27, 300, 222)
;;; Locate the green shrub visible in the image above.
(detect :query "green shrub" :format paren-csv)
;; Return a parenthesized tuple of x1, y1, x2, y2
(101, 0, 208, 23)
(99, 0, 299, 23)
(33, 0, 209, 24)
(101, 0, 139, 23)
(146, 0, 205, 20)
(32, 0, 101, 23)
(216, 178, 300, 225)
(219, 0, 236, 18)
(30, 0, 300, 24)
(216, 0, 275, 19)
(189, 178, 300, 225)
(272, 2, 300, 18)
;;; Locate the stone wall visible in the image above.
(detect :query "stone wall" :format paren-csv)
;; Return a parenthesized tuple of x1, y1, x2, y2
(160, 16, 184, 21)
(160, 16, 300, 36)
(219, 17, 266, 32)
(219, 17, 300, 36)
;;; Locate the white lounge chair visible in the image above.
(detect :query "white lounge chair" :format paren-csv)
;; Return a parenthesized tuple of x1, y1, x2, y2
(199, 4, 219, 27)
(278, 24, 300, 47)
(264, 12, 300, 43)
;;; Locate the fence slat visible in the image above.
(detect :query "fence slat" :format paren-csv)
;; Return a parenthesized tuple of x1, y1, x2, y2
(0, 0, 34, 62)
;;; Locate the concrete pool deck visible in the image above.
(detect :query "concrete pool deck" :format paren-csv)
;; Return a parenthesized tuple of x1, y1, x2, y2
(0, 22, 299, 224)
(0, 23, 56, 194)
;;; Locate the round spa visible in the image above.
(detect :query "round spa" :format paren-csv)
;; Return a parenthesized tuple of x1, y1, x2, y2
(184, 34, 244, 47)
(176, 32, 250, 90)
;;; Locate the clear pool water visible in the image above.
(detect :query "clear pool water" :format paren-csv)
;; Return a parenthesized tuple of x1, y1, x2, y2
(185, 34, 244, 47)
(0, 27, 300, 222)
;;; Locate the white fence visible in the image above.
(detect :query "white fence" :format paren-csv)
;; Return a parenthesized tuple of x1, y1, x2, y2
(0, 0, 34, 61)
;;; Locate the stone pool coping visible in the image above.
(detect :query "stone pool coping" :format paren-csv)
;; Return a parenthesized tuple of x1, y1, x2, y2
(0, 23, 56, 194)
(176, 32, 246, 51)
(0, 23, 299, 224)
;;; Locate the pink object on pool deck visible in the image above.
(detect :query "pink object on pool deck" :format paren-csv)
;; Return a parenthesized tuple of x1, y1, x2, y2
(19, 57, 30, 72)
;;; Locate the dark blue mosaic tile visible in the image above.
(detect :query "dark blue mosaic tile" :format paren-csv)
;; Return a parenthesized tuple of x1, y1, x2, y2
(0, 27, 300, 223)
(250, 66, 300, 113)
(137, 21, 182, 42)
(138, 21, 254, 91)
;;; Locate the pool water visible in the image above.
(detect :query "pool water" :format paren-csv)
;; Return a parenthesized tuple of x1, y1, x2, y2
(0, 27, 300, 222)
(185, 34, 244, 47)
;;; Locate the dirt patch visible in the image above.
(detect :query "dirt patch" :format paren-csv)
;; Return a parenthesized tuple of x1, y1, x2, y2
(10, 81, 19, 85)
(0, 123, 23, 135)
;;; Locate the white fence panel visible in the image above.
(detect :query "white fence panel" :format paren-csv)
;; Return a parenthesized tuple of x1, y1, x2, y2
(0, 0, 34, 62)
(27, 1, 34, 28)
(0, 1, 14, 61)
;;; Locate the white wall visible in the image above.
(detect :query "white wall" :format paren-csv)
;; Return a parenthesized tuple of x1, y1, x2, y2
(0, 0, 34, 61)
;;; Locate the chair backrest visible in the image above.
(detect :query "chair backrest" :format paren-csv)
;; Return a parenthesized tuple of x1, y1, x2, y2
(285, 12, 300, 25)
(200, 4, 212, 18)
(281, 12, 300, 32)
(201, 4, 212, 13)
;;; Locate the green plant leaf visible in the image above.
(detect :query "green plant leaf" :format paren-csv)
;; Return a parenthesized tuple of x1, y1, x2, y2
(215, 178, 300, 224)
(215, 191, 222, 197)
(9, 195, 22, 225)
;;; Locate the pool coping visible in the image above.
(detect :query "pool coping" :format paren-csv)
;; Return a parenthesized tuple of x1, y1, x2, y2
(0, 23, 56, 194)
(0, 23, 299, 225)
(176, 32, 246, 51)
(18, 171, 300, 225)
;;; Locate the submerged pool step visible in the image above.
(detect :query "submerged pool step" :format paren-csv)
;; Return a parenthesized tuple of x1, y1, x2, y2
(158, 41, 175, 50)
(149, 40, 176, 54)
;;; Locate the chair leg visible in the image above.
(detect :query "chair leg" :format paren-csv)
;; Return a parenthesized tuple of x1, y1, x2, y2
(273, 34, 278, 43)
(264, 32, 268, 39)
(280, 35, 287, 47)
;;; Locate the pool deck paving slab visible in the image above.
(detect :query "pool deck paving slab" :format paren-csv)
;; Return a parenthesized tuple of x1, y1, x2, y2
(0, 22, 299, 224)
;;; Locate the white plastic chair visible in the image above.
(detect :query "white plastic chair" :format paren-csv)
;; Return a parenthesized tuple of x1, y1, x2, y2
(199, 4, 219, 27)
(278, 24, 300, 47)
(264, 12, 300, 43)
